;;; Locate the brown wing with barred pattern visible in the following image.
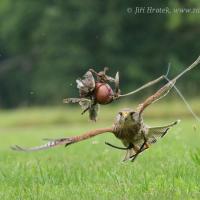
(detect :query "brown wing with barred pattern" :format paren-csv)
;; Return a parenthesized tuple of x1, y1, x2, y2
(11, 127, 113, 152)
(147, 120, 180, 144)
(136, 79, 176, 115)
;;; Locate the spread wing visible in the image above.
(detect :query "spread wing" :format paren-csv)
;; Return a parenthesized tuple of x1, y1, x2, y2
(147, 120, 180, 144)
(11, 138, 73, 152)
(11, 127, 113, 152)
(136, 79, 176, 115)
(121, 120, 180, 161)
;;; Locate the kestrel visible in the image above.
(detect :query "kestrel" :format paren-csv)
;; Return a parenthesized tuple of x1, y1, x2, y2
(11, 56, 200, 162)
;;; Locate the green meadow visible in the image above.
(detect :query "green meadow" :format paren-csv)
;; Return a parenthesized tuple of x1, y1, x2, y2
(0, 101, 200, 199)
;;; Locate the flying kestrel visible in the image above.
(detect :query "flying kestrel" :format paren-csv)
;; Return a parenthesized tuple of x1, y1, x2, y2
(12, 56, 200, 161)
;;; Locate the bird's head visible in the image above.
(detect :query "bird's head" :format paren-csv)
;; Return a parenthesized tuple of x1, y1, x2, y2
(115, 108, 141, 127)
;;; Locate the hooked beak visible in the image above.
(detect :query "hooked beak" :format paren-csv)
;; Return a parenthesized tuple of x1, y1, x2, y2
(121, 112, 129, 122)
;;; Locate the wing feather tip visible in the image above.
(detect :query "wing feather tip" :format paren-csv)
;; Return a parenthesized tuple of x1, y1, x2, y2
(63, 98, 68, 103)
(10, 145, 24, 151)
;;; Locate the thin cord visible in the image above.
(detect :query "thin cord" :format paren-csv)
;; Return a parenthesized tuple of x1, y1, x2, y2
(119, 75, 164, 97)
(165, 63, 200, 122)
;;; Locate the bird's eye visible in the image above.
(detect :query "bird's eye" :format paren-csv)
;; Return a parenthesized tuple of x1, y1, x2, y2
(119, 112, 123, 116)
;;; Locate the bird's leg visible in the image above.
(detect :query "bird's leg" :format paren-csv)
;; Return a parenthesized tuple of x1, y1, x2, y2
(130, 143, 145, 162)
(131, 133, 148, 162)
(129, 144, 149, 159)
(105, 142, 132, 150)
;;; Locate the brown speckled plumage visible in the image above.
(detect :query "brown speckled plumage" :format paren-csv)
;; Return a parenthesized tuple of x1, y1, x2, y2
(11, 57, 200, 162)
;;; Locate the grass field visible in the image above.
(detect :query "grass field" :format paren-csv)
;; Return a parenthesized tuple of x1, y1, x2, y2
(0, 102, 200, 199)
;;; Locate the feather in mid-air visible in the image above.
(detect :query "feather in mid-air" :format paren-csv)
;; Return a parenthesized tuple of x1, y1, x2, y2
(63, 67, 166, 121)
(11, 56, 200, 162)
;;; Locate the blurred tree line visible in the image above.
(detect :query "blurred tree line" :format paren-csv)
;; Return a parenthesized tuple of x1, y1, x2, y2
(0, 0, 199, 108)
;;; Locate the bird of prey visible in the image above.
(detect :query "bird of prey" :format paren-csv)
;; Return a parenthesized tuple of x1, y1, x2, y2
(11, 56, 200, 162)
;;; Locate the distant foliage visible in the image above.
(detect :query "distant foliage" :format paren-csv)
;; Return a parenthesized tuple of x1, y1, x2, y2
(0, 0, 199, 107)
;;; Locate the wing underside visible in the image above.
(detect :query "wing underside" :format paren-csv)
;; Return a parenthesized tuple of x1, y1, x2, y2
(123, 120, 180, 161)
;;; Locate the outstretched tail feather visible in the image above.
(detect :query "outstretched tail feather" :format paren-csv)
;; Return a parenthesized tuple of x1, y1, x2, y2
(11, 127, 113, 152)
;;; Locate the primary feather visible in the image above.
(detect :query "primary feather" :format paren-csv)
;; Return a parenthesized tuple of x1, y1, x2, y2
(147, 120, 180, 144)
